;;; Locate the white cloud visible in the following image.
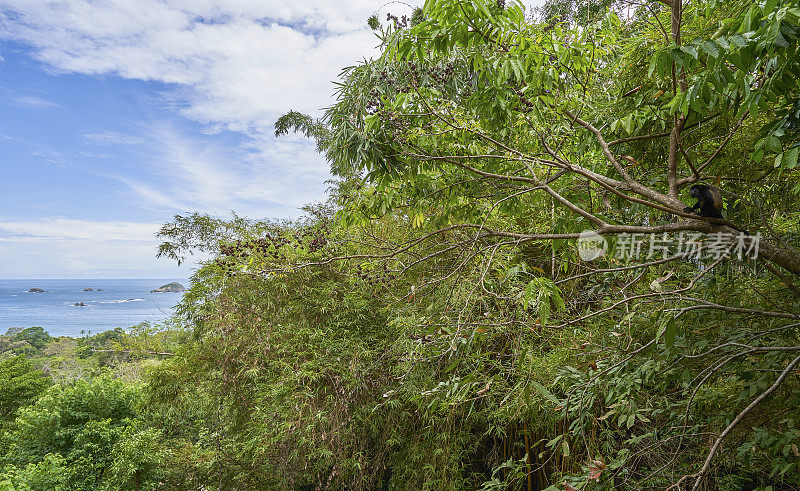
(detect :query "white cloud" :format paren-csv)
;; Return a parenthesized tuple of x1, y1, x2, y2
(84, 131, 146, 145)
(30, 149, 66, 166)
(12, 94, 59, 108)
(0, 0, 392, 224)
(75, 151, 115, 159)
(0, 0, 384, 132)
(0, 218, 191, 277)
(0, 219, 161, 242)
(84, 121, 329, 216)
(0, 1, 547, 278)
(0, 238, 189, 278)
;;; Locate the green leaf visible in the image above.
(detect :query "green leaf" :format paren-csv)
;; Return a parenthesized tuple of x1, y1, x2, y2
(523, 280, 535, 309)
(765, 136, 782, 153)
(412, 212, 426, 228)
(650, 50, 671, 79)
(701, 40, 720, 58)
(598, 409, 615, 421)
(664, 318, 677, 348)
(621, 114, 634, 134)
(539, 300, 551, 325)
(648, 52, 660, 76)
(530, 381, 560, 405)
(740, 5, 760, 32)
(510, 58, 523, 82)
(763, 0, 779, 16)
(666, 92, 686, 114)
(523, 382, 531, 407)
(786, 147, 799, 169)
(545, 434, 562, 448)
(476, 0, 492, 19)
(364, 114, 379, 132)
(729, 33, 748, 48)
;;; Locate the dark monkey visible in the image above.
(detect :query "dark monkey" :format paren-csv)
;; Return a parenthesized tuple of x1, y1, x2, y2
(683, 184, 724, 219)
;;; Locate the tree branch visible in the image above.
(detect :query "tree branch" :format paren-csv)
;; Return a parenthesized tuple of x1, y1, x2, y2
(675, 353, 800, 490)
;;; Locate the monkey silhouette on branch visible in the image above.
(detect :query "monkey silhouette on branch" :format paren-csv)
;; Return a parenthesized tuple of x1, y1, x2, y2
(683, 185, 724, 219)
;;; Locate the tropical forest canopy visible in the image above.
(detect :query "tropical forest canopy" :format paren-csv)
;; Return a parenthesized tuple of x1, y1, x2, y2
(2, 0, 800, 489)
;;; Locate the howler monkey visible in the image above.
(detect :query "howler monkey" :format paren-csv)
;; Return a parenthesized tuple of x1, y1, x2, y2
(683, 184, 723, 219)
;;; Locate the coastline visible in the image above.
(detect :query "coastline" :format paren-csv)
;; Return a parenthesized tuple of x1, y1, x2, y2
(0, 279, 189, 337)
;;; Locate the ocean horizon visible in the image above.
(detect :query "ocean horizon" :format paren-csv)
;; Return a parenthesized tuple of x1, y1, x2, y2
(0, 279, 190, 337)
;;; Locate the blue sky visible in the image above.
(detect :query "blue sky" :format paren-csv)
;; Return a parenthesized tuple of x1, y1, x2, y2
(0, 1, 541, 279)
(0, 0, 385, 278)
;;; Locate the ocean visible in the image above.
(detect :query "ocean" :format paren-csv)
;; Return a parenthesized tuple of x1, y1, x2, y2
(0, 279, 190, 337)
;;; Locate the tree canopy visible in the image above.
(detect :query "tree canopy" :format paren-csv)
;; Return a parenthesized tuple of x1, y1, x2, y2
(143, 0, 800, 488)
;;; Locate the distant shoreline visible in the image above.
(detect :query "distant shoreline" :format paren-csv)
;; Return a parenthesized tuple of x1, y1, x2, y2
(0, 278, 192, 281)
(0, 279, 188, 337)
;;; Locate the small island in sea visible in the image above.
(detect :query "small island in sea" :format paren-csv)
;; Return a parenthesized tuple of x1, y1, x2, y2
(150, 282, 186, 293)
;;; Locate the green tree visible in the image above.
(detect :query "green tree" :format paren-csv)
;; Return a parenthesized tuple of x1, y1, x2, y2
(0, 356, 50, 424)
(0, 453, 68, 491)
(152, 0, 800, 488)
(12, 327, 52, 352)
(272, 0, 800, 488)
(3, 375, 143, 490)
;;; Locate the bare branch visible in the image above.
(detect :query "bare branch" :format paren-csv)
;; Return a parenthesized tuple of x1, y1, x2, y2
(676, 353, 800, 490)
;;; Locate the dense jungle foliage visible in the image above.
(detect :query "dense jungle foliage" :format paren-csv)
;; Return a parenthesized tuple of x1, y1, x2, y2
(2, 0, 800, 489)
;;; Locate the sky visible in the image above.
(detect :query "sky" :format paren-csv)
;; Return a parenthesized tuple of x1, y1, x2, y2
(0, 0, 541, 279)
